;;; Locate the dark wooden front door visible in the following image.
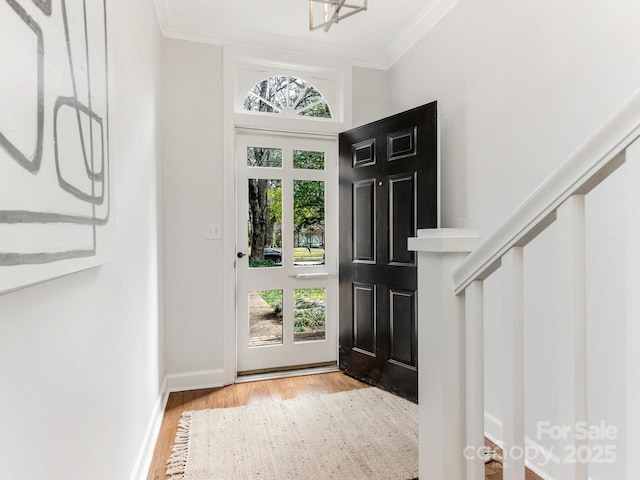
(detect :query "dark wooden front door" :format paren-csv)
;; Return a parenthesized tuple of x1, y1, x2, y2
(338, 102, 438, 402)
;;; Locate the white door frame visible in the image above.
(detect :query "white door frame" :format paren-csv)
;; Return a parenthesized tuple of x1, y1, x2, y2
(222, 45, 352, 384)
(235, 131, 338, 373)
(223, 127, 343, 383)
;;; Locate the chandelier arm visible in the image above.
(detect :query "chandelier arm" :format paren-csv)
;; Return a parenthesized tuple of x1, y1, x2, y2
(327, 0, 346, 23)
(309, 0, 367, 32)
(325, 0, 346, 27)
(310, 1, 366, 11)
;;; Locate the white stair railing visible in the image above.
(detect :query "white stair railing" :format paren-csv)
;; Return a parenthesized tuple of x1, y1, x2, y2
(409, 87, 640, 480)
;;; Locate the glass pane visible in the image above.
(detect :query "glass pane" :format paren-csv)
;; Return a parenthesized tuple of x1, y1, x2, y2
(288, 77, 306, 107)
(247, 147, 282, 168)
(243, 94, 259, 112)
(293, 150, 325, 170)
(298, 103, 331, 118)
(296, 87, 332, 118)
(294, 288, 326, 342)
(250, 81, 268, 98)
(271, 76, 289, 109)
(257, 101, 280, 114)
(293, 180, 325, 265)
(248, 179, 282, 268)
(244, 81, 280, 113)
(249, 290, 283, 346)
(296, 87, 323, 110)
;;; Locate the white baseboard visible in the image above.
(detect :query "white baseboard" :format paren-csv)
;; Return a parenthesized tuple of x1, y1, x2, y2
(130, 376, 170, 480)
(484, 411, 503, 447)
(484, 411, 560, 480)
(166, 368, 226, 392)
(128, 369, 225, 480)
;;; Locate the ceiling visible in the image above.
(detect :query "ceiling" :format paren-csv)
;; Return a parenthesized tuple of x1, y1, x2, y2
(153, 0, 460, 69)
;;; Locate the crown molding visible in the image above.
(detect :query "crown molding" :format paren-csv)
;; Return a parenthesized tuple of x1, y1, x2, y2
(162, 18, 390, 69)
(386, 0, 461, 68)
(152, 0, 170, 31)
(157, 0, 460, 70)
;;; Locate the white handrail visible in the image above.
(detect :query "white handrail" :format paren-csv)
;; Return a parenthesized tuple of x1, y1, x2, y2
(452, 87, 640, 294)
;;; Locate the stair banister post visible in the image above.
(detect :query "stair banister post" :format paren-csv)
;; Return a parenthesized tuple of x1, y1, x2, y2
(556, 194, 588, 480)
(501, 247, 525, 480)
(465, 280, 485, 480)
(626, 139, 640, 479)
(408, 228, 479, 480)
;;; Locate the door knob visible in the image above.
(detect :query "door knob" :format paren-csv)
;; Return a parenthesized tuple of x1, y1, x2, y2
(237, 252, 246, 259)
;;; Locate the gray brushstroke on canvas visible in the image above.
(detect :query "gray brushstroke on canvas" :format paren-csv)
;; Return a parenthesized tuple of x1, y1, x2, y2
(0, 210, 108, 225)
(1, 0, 111, 266)
(53, 96, 106, 205)
(0, 249, 95, 266)
(31, 0, 51, 16)
(0, 0, 45, 173)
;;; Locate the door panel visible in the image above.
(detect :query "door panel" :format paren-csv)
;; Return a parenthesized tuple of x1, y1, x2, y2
(353, 139, 376, 167)
(353, 180, 376, 263)
(389, 288, 417, 368)
(387, 127, 417, 161)
(389, 173, 417, 265)
(237, 133, 338, 374)
(339, 102, 438, 401)
(353, 283, 376, 355)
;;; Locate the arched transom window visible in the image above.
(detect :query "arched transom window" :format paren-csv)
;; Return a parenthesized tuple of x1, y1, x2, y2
(243, 76, 332, 119)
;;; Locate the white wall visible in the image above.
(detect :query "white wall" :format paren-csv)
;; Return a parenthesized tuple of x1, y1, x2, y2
(162, 39, 225, 387)
(390, 0, 640, 235)
(352, 66, 391, 127)
(389, 1, 640, 478)
(162, 41, 362, 386)
(0, 0, 164, 479)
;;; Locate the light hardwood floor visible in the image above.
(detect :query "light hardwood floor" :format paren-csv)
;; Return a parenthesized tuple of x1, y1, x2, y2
(146, 372, 541, 480)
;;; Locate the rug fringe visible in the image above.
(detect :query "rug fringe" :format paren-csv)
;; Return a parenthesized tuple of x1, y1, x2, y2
(166, 411, 193, 480)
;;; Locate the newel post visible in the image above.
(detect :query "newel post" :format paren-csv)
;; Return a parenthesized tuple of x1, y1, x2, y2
(408, 229, 479, 480)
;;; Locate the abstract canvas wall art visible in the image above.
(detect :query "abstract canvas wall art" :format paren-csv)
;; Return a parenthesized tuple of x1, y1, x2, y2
(0, 0, 115, 294)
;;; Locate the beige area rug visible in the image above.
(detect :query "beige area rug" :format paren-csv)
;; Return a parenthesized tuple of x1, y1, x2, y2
(167, 387, 418, 480)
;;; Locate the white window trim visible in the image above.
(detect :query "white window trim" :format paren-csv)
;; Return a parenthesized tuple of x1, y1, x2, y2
(222, 44, 353, 384)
